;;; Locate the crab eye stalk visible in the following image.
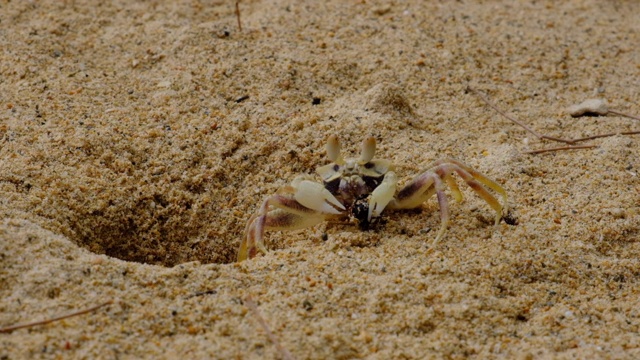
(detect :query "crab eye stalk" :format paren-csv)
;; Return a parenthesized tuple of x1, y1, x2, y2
(359, 137, 376, 164)
(327, 135, 345, 165)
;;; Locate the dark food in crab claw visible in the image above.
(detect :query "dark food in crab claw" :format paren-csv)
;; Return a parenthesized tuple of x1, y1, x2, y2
(353, 195, 372, 230)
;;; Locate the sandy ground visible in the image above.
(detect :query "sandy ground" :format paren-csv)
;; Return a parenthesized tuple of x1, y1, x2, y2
(1, 0, 639, 358)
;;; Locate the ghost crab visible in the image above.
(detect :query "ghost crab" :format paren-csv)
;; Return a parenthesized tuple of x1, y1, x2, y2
(237, 135, 508, 261)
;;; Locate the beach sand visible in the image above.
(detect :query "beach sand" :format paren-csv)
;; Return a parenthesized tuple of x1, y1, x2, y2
(1, 0, 639, 358)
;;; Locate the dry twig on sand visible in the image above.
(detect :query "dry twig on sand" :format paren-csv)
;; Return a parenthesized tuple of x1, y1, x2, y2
(467, 86, 640, 154)
(236, 1, 243, 32)
(245, 296, 296, 360)
(0, 300, 114, 333)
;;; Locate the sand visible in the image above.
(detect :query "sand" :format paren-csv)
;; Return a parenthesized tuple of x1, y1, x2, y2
(1, 0, 639, 358)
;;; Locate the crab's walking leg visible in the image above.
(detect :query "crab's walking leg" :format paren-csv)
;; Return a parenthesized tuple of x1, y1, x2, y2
(443, 172, 463, 203)
(389, 172, 451, 247)
(432, 159, 508, 224)
(389, 159, 507, 248)
(434, 159, 509, 221)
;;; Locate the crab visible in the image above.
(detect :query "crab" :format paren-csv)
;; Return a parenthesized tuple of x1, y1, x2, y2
(237, 135, 508, 261)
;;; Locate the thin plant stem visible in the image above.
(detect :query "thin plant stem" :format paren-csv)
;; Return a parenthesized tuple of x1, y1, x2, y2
(245, 296, 296, 360)
(0, 300, 113, 333)
(236, 2, 243, 32)
(524, 145, 597, 154)
(468, 86, 640, 153)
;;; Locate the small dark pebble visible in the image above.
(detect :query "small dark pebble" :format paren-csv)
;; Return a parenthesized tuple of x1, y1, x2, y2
(503, 212, 518, 226)
(235, 95, 250, 103)
(302, 300, 313, 311)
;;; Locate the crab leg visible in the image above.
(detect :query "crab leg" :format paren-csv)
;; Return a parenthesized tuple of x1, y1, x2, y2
(432, 175, 451, 246)
(443, 172, 463, 202)
(389, 172, 451, 246)
(430, 158, 508, 218)
(389, 159, 507, 247)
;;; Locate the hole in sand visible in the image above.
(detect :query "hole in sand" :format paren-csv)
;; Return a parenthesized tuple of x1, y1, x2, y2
(60, 184, 241, 266)
(29, 154, 247, 267)
(17, 130, 256, 267)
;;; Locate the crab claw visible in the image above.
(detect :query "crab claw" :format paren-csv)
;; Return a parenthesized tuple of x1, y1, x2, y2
(293, 179, 345, 214)
(368, 172, 398, 220)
